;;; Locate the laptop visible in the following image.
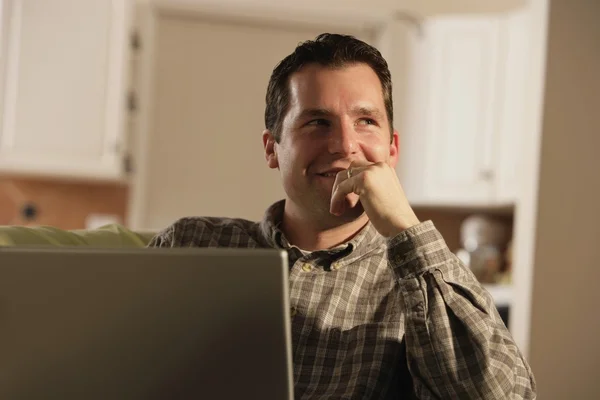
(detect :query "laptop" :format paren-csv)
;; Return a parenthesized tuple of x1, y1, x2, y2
(0, 247, 293, 400)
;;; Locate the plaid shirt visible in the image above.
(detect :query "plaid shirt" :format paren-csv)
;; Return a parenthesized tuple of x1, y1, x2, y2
(148, 200, 536, 399)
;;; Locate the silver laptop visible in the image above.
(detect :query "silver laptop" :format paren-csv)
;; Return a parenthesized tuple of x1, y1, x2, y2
(0, 247, 293, 400)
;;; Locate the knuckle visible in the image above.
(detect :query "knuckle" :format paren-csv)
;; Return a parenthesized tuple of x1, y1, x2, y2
(360, 170, 372, 186)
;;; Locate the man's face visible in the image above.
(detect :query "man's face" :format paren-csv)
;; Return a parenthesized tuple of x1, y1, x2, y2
(263, 63, 399, 222)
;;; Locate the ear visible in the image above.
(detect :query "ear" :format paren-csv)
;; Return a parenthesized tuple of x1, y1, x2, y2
(387, 130, 400, 168)
(262, 129, 279, 169)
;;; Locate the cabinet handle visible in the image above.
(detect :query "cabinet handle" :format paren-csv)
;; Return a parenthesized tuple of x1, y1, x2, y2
(480, 169, 494, 181)
(123, 153, 133, 174)
(128, 92, 137, 112)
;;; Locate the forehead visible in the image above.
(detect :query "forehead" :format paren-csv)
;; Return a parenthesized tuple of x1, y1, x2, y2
(286, 63, 386, 113)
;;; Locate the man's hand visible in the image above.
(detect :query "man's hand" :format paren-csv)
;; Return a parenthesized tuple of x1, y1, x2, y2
(330, 160, 420, 237)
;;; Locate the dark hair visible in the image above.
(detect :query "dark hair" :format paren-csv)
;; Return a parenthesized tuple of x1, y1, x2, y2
(265, 33, 393, 142)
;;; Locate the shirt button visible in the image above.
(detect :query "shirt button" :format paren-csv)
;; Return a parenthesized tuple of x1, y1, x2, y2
(290, 307, 297, 318)
(331, 262, 341, 271)
(302, 263, 313, 272)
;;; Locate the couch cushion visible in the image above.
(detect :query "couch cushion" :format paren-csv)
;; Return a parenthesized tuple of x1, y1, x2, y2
(0, 224, 156, 248)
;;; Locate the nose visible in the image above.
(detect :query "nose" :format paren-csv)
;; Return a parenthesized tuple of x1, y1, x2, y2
(328, 120, 358, 156)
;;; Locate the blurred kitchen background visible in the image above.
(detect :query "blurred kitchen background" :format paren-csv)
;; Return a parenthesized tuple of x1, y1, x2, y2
(0, 0, 598, 398)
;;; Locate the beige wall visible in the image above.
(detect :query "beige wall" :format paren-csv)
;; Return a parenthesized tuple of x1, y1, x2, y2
(136, 0, 526, 16)
(402, 0, 525, 14)
(528, 1, 600, 398)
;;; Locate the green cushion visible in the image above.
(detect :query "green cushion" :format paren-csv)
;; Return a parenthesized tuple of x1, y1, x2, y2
(0, 224, 156, 248)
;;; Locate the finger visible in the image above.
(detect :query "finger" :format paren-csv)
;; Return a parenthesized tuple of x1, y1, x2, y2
(330, 161, 374, 215)
(331, 162, 375, 215)
(348, 159, 373, 169)
(332, 169, 349, 193)
(330, 169, 354, 215)
(331, 162, 370, 191)
(330, 173, 362, 215)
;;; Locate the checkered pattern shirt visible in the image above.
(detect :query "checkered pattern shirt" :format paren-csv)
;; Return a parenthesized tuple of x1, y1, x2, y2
(148, 200, 536, 399)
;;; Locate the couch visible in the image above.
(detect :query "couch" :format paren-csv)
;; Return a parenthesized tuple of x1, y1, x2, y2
(0, 224, 156, 248)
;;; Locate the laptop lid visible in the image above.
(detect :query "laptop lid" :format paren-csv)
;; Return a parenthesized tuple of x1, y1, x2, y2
(0, 247, 293, 400)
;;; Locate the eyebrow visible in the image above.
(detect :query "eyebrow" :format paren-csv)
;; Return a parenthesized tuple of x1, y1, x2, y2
(297, 108, 334, 120)
(297, 106, 384, 120)
(350, 106, 384, 119)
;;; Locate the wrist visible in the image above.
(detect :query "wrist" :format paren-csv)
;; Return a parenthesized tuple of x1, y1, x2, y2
(386, 215, 421, 238)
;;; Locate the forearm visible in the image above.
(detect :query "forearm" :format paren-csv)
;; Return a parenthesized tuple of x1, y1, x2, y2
(388, 221, 536, 399)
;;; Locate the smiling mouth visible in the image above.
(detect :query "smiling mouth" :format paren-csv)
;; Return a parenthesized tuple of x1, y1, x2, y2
(317, 172, 338, 178)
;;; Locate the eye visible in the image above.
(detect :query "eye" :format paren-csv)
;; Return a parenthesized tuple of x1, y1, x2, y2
(306, 119, 330, 127)
(357, 118, 377, 126)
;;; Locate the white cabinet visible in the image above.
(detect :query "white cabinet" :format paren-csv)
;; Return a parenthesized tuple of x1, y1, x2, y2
(0, 0, 132, 181)
(494, 11, 529, 204)
(398, 13, 528, 207)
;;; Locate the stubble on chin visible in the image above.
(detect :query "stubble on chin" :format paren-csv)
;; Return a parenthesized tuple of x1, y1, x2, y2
(302, 188, 365, 227)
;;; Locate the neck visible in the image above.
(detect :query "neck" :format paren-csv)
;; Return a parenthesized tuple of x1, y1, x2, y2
(281, 202, 369, 251)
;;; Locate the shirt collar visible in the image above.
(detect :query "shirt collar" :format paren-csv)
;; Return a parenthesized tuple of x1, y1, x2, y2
(259, 199, 385, 259)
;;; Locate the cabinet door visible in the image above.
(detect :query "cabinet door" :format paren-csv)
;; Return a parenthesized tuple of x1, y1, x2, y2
(495, 11, 529, 204)
(417, 17, 504, 206)
(0, 0, 132, 181)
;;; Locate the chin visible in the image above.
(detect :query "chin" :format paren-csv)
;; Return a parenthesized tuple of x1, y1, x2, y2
(313, 199, 366, 226)
(336, 204, 366, 223)
(297, 190, 366, 224)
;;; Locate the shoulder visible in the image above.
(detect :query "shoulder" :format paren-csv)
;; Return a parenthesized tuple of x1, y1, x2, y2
(147, 216, 261, 248)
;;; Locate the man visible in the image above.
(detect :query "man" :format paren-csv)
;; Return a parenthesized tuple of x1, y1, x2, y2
(149, 33, 536, 399)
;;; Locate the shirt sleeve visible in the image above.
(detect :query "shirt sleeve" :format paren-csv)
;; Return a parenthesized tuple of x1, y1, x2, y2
(146, 224, 175, 248)
(387, 220, 536, 399)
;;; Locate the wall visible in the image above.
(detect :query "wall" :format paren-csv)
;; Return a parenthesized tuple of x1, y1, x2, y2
(140, 0, 526, 16)
(407, 0, 525, 14)
(528, 0, 600, 398)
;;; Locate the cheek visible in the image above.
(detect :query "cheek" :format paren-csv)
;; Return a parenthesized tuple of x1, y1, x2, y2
(283, 141, 317, 171)
(277, 146, 304, 178)
(360, 137, 390, 162)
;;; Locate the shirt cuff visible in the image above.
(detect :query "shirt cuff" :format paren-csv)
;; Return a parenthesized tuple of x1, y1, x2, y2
(386, 220, 456, 281)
